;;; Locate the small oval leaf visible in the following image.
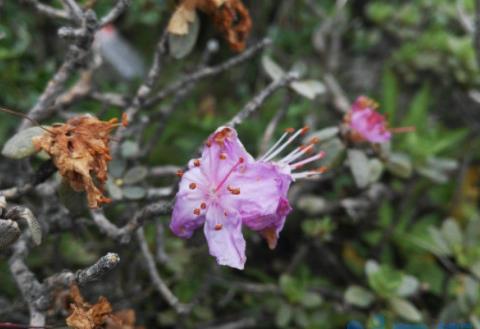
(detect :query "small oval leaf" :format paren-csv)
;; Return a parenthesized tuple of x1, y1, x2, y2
(290, 80, 326, 100)
(123, 186, 147, 200)
(344, 285, 375, 308)
(169, 11, 200, 59)
(2, 127, 46, 159)
(123, 166, 148, 185)
(0, 219, 20, 249)
(348, 149, 370, 188)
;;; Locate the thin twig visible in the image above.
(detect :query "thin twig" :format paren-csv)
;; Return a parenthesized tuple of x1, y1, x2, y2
(227, 72, 297, 127)
(136, 227, 190, 314)
(21, 0, 70, 20)
(145, 38, 272, 107)
(99, 0, 131, 27)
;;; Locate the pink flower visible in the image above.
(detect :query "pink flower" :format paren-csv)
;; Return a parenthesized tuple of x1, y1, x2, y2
(347, 96, 392, 143)
(170, 126, 326, 269)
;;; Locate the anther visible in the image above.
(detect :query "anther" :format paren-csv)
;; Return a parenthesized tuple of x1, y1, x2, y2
(224, 211, 228, 217)
(309, 137, 320, 145)
(227, 185, 241, 195)
(215, 224, 223, 230)
(194, 159, 201, 167)
(189, 183, 197, 190)
(176, 170, 184, 177)
(219, 152, 227, 160)
(200, 202, 207, 209)
(300, 126, 310, 135)
(239, 157, 244, 163)
(206, 140, 212, 147)
(285, 127, 295, 133)
(193, 208, 201, 216)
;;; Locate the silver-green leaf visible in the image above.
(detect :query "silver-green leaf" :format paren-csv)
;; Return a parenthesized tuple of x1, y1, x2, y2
(1, 126, 45, 159)
(169, 11, 200, 59)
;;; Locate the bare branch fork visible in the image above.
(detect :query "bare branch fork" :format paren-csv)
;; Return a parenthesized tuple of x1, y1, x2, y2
(9, 234, 120, 327)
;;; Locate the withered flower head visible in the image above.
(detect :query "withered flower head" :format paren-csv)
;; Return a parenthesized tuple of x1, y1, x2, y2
(168, 0, 252, 52)
(33, 115, 121, 208)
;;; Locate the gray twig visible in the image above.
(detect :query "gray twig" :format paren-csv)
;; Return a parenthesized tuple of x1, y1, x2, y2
(99, 0, 131, 27)
(227, 73, 297, 127)
(21, 0, 70, 20)
(90, 201, 172, 242)
(145, 38, 272, 107)
(136, 227, 190, 314)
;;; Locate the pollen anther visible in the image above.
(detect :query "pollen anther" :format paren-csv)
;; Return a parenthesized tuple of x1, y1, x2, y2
(200, 202, 207, 209)
(227, 185, 241, 195)
(189, 183, 197, 190)
(219, 152, 227, 160)
(193, 208, 201, 216)
(194, 159, 201, 167)
(176, 170, 184, 177)
(215, 224, 223, 230)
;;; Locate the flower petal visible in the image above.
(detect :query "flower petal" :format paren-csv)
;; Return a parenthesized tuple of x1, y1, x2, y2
(171, 192, 206, 238)
(224, 162, 292, 229)
(204, 204, 246, 269)
(200, 127, 254, 184)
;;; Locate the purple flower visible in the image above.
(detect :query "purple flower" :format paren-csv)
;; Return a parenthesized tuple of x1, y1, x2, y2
(170, 126, 326, 269)
(347, 96, 392, 143)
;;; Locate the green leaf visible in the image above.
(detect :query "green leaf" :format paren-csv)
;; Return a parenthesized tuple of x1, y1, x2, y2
(348, 149, 370, 188)
(386, 153, 412, 178)
(123, 166, 148, 185)
(275, 303, 292, 327)
(307, 127, 339, 143)
(397, 275, 419, 297)
(389, 297, 422, 322)
(168, 11, 200, 59)
(262, 55, 286, 81)
(122, 186, 147, 200)
(1, 126, 45, 159)
(301, 292, 323, 308)
(290, 80, 326, 100)
(344, 285, 375, 308)
(441, 219, 463, 251)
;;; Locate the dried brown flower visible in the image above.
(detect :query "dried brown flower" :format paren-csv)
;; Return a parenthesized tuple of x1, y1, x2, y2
(66, 285, 143, 329)
(168, 0, 251, 52)
(32, 115, 120, 208)
(66, 285, 113, 329)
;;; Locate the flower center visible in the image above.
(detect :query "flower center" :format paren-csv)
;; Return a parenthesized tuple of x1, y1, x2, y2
(214, 157, 244, 193)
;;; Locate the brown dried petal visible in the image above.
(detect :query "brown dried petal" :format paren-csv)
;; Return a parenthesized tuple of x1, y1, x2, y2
(32, 115, 118, 208)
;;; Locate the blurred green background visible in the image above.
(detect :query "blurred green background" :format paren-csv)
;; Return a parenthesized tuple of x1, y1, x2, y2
(1, 0, 480, 328)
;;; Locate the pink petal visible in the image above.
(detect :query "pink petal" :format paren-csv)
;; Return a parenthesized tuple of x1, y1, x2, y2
(200, 127, 255, 184)
(223, 162, 292, 230)
(204, 204, 246, 270)
(170, 194, 206, 238)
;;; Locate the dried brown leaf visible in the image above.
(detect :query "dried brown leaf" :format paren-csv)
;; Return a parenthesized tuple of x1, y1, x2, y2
(210, 0, 252, 52)
(33, 115, 120, 208)
(66, 285, 113, 329)
(168, 3, 196, 35)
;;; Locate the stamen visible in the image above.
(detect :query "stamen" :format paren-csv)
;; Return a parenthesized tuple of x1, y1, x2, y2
(194, 159, 201, 167)
(215, 224, 223, 230)
(259, 129, 292, 160)
(280, 144, 314, 164)
(176, 170, 184, 177)
(219, 152, 227, 160)
(227, 185, 240, 195)
(389, 126, 416, 134)
(214, 157, 245, 192)
(200, 202, 207, 209)
(290, 151, 325, 170)
(193, 208, 201, 216)
(263, 127, 309, 162)
(206, 140, 212, 147)
(189, 183, 197, 190)
(292, 166, 328, 179)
